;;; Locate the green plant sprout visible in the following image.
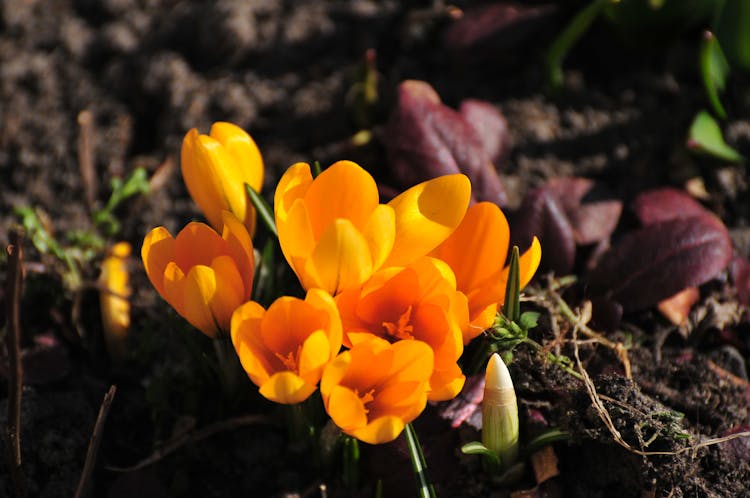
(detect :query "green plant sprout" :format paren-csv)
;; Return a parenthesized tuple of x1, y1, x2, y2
(688, 110, 744, 162)
(93, 167, 150, 236)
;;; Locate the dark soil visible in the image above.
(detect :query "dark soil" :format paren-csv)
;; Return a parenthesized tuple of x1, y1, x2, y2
(1, 1, 750, 497)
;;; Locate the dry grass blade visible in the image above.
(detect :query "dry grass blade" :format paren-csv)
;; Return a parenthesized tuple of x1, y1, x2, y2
(5, 228, 26, 498)
(77, 110, 97, 211)
(75, 385, 117, 498)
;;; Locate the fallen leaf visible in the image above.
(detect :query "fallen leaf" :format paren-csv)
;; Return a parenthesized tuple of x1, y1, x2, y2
(384, 80, 507, 205)
(632, 187, 710, 225)
(588, 216, 733, 311)
(729, 254, 750, 307)
(530, 445, 559, 485)
(657, 287, 699, 326)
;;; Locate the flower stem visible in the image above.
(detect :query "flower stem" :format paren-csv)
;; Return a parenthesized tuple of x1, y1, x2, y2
(341, 435, 359, 491)
(404, 423, 435, 498)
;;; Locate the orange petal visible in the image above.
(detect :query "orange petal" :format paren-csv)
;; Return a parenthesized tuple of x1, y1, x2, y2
(182, 265, 220, 337)
(141, 226, 175, 297)
(303, 219, 373, 294)
(361, 204, 396, 271)
(260, 371, 317, 404)
(231, 301, 273, 386)
(431, 202, 510, 293)
(181, 130, 232, 231)
(304, 288, 343, 358)
(162, 262, 186, 316)
(428, 362, 465, 401)
(321, 350, 351, 401)
(327, 385, 369, 430)
(303, 161, 379, 238)
(277, 199, 315, 277)
(274, 162, 313, 222)
(298, 330, 332, 385)
(519, 236, 542, 290)
(209, 256, 245, 332)
(351, 416, 405, 445)
(173, 222, 227, 271)
(385, 174, 471, 267)
(221, 211, 255, 298)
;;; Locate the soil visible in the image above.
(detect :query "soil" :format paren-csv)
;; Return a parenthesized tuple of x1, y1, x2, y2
(1, 1, 750, 497)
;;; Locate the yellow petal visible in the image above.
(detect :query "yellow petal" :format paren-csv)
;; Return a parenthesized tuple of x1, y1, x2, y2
(361, 204, 396, 271)
(428, 362, 466, 401)
(209, 255, 245, 332)
(352, 416, 405, 445)
(210, 122, 264, 192)
(321, 350, 351, 401)
(141, 226, 175, 297)
(181, 129, 231, 232)
(297, 330, 331, 384)
(431, 202, 509, 293)
(304, 288, 343, 358)
(274, 162, 313, 222)
(303, 219, 373, 294)
(385, 174, 471, 267)
(221, 211, 255, 299)
(277, 199, 315, 278)
(303, 161, 379, 238)
(327, 385, 369, 430)
(182, 265, 220, 337)
(260, 371, 317, 404)
(519, 236, 542, 290)
(173, 222, 227, 271)
(231, 301, 272, 386)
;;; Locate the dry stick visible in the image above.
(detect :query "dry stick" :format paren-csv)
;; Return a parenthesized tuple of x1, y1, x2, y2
(74, 385, 117, 498)
(5, 229, 25, 498)
(77, 110, 97, 212)
(571, 328, 750, 457)
(107, 414, 271, 472)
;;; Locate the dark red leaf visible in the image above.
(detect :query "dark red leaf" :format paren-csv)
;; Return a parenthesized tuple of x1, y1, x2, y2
(443, 2, 558, 54)
(588, 216, 733, 311)
(436, 373, 484, 430)
(632, 187, 710, 225)
(384, 80, 507, 205)
(545, 177, 622, 245)
(729, 254, 750, 307)
(458, 99, 509, 163)
(511, 187, 577, 274)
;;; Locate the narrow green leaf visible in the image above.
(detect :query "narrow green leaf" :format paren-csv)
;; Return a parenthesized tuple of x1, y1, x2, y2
(245, 183, 278, 238)
(461, 441, 502, 464)
(688, 110, 743, 162)
(503, 246, 521, 323)
(700, 31, 729, 119)
(404, 423, 436, 498)
(524, 429, 571, 456)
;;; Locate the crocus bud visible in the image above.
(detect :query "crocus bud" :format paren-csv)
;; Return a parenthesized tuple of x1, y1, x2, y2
(99, 242, 132, 362)
(482, 353, 518, 468)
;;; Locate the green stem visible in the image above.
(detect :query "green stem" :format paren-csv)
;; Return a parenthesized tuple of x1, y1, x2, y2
(546, 0, 614, 89)
(245, 183, 278, 238)
(341, 435, 359, 491)
(404, 423, 435, 498)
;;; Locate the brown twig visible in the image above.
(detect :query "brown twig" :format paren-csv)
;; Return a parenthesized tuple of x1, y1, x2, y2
(106, 414, 272, 472)
(571, 328, 750, 457)
(5, 228, 25, 498)
(77, 110, 97, 211)
(74, 385, 117, 498)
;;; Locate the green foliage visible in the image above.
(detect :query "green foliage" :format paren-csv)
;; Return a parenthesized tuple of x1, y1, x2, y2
(93, 167, 150, 236)
(700, 31, 729, 119)
(688, 110, 743, 162)
(715, 0, 750, 72)
(246, 182, 278, 238)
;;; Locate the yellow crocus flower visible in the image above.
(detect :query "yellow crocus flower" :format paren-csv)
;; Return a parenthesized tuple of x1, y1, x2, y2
(274, 160, 470, 295)
(181, 122, 264, 235)
(99, 242, 132, 361)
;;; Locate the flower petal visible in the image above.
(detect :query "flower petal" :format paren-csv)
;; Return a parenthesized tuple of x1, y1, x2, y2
(173, 222, 227, 271)
(182, 265, 220, 337)
(304, 288, 343, 358)
(142, 226, 175, 297)
(303, 161, 379, 238)
(352, 416, 405, 445)
(303, 219, 373, 295)
(298, 330, 332, 385)
(274, 162, 313, 222)
(209, 255, 245, 332)
(361, 204, 396, 271)
(231, 301, 273, 386)
(277, 199, 315, 278)
(221, 211, 255, 299)
(260, 371, 317, 404)
(210, 122, 264, 192)
(385, 174, 471, 267)
(327, 385, 369, 430)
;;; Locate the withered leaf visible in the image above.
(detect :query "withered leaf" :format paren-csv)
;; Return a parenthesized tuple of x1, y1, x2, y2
(384, 80, 507, 205)
(632, 187, 710, 225)
(729, 254, 750, 307)
(588, 216, 733, 311)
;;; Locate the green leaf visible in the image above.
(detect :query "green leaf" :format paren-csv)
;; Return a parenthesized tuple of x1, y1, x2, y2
(245, 183, 278, 238)
(503, 246, 521, 323)
(461, 441, 501, 462)
(700, 31, 729, 119)
(688, 110, 743, 162)
(524, 429, 571, 456)
(519, 311, 540, 331)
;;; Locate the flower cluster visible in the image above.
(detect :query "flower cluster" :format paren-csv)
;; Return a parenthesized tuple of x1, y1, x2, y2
(142, 121, 540, 445)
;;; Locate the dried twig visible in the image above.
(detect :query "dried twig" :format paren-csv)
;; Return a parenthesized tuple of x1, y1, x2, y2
(75, 385, 117, 498)
(5, 228, 25, 498)
(77, 110, 97, 211)
(572, 328, 750, 457)
(107, 414, 271, 472)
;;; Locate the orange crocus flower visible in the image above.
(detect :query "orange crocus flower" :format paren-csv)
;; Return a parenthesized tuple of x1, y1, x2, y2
(430, 202, 541, 343)
(142, 211, 255, 338)
(274, 160, 470, 295)
(336, 257, 468, 401)
(181, 122, 264, 235)
(320, 336, 433, 444)
(231, 289, 342, 404)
